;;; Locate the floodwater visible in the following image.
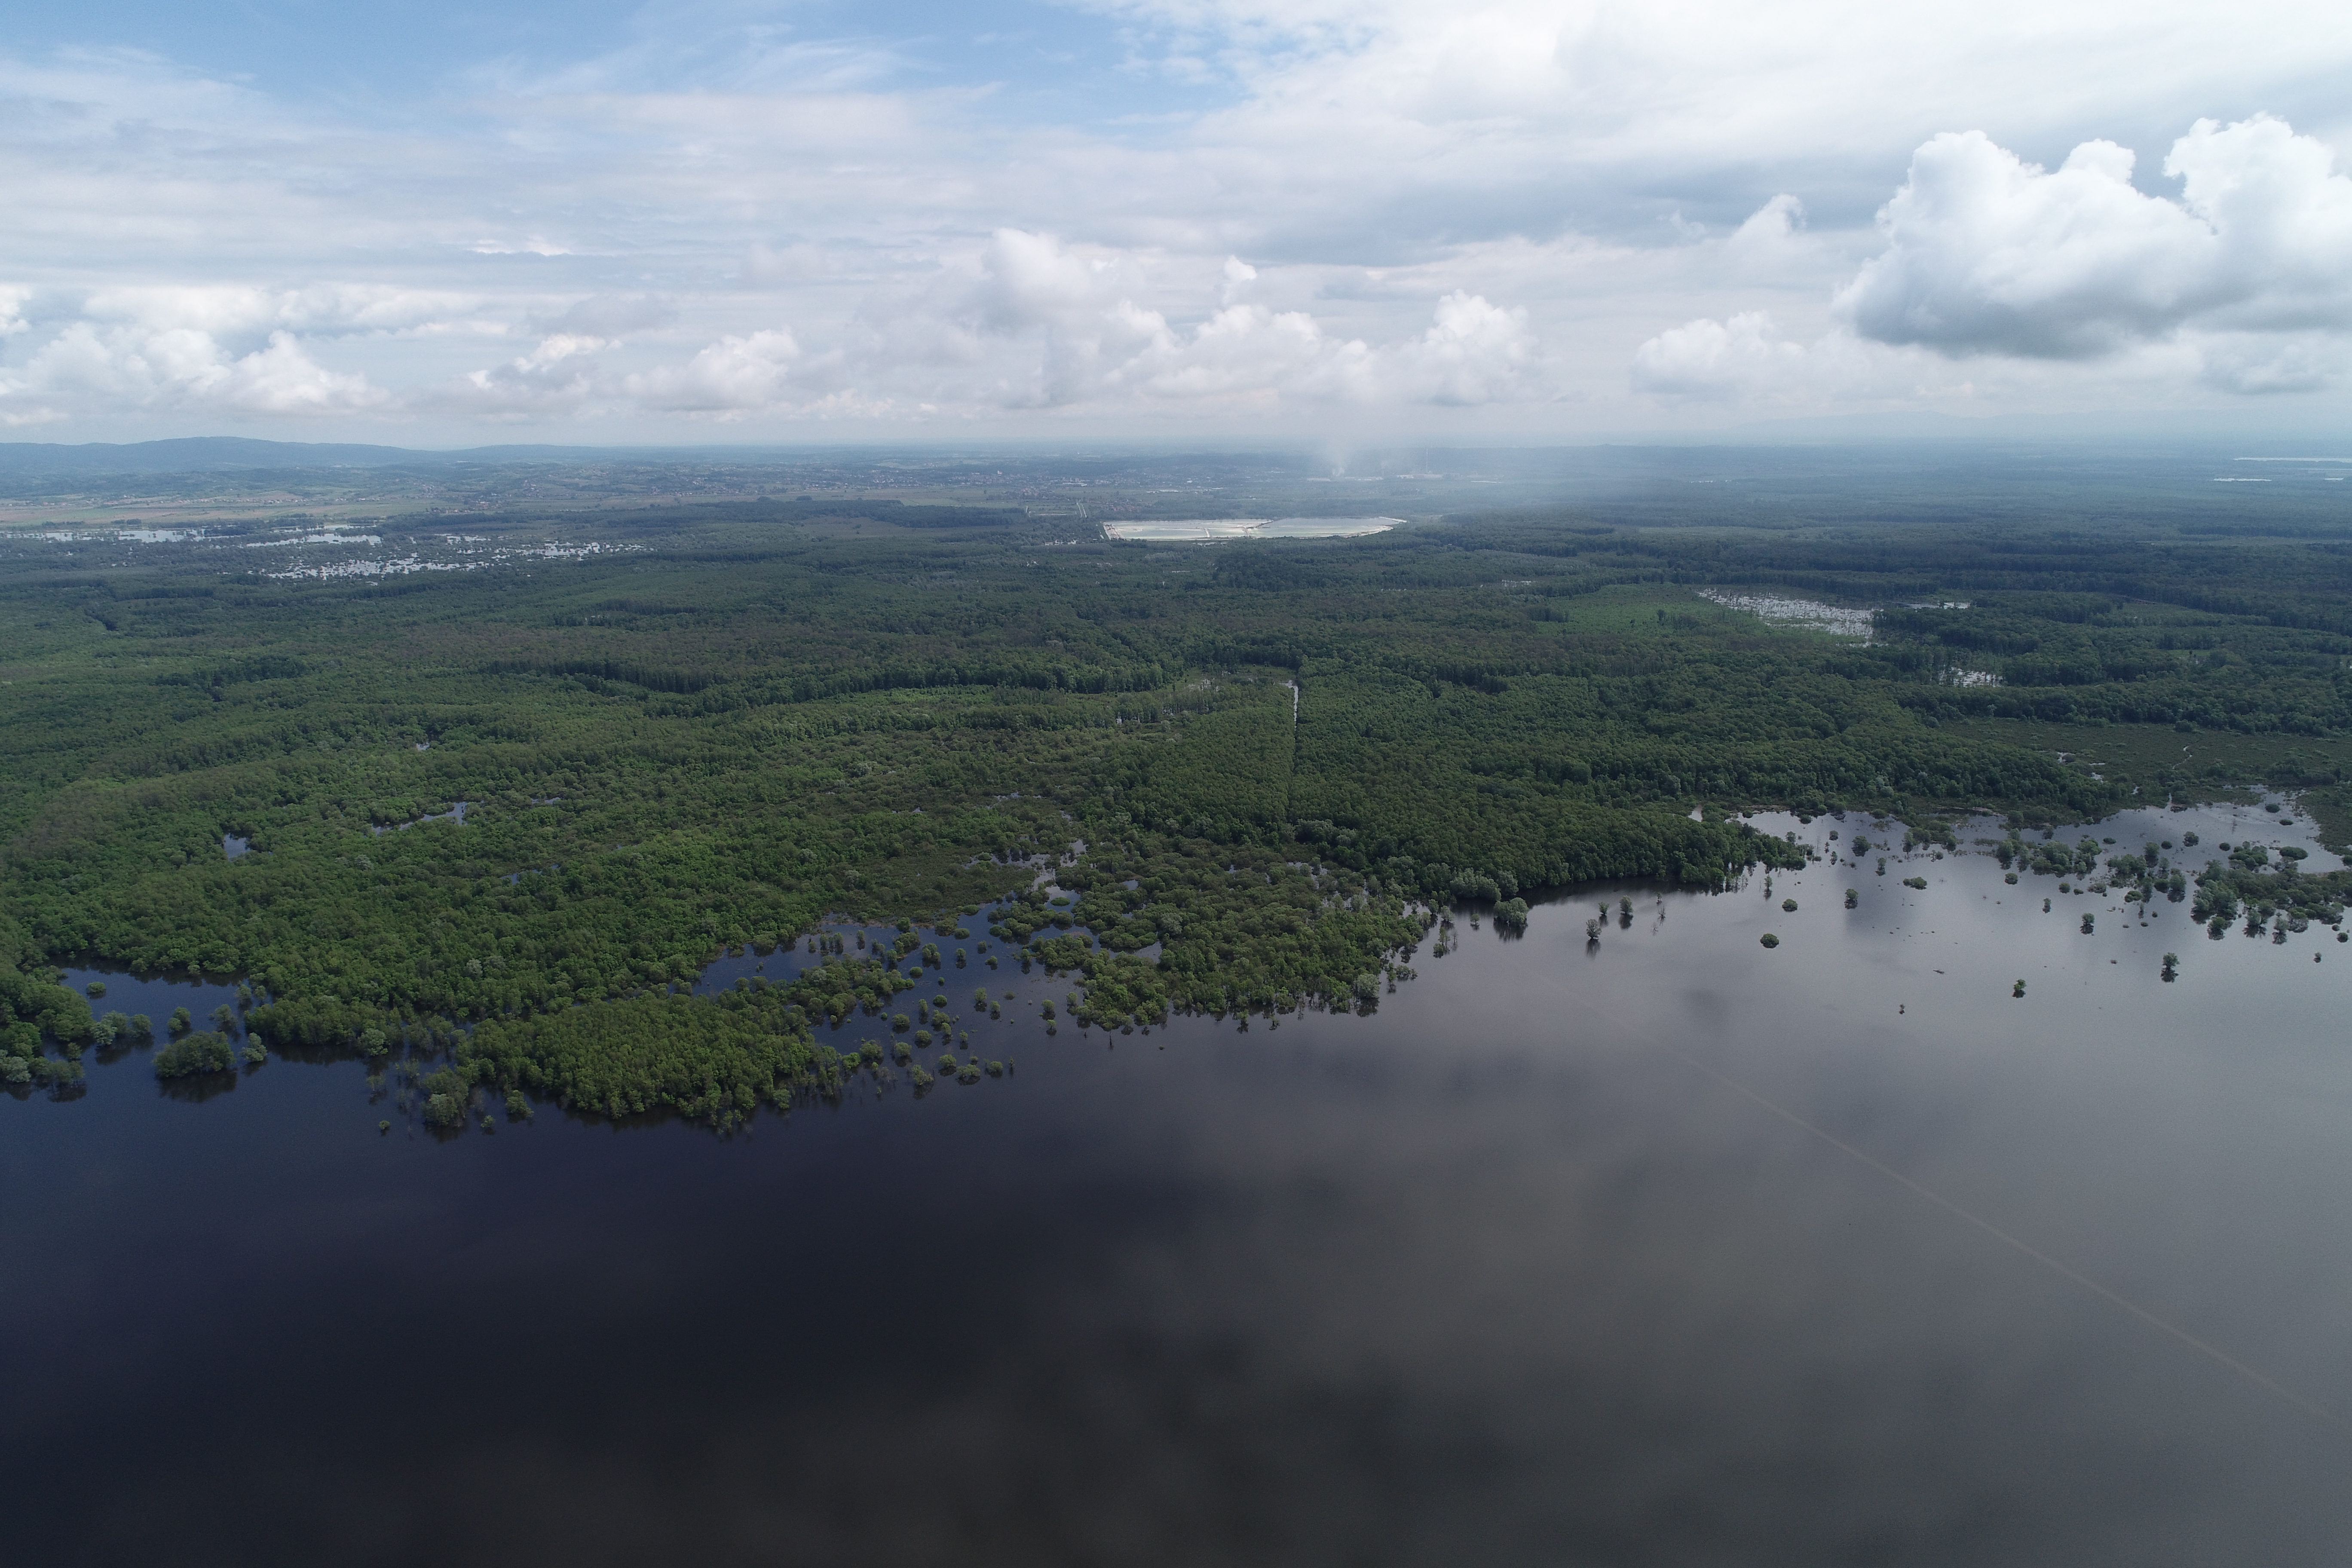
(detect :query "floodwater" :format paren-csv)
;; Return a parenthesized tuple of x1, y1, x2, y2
(1695, 587, 1876, 638)
(6, 802, 2352, 1565)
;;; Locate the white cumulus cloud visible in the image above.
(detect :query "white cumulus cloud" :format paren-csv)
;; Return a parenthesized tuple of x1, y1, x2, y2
(625, 329, 803, 414)
(432, 334, 611, 419)
(1635, 116, 2352, 405)
(1835, 116, 2352, 359)
(0, 319, 385, 421)
(1631, 311, 1809, 399)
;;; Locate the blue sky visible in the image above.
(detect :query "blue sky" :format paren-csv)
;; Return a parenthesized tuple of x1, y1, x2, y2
(5, 0, 2352, 444)
(5, 0, 1214, 125)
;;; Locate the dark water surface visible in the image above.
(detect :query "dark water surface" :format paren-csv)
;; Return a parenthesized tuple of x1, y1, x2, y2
(7, 805, 2352, 1565)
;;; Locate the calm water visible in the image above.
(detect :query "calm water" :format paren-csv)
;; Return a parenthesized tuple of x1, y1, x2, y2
(6, 803, 2352, 1565)
(1101, 517, 1401, 541)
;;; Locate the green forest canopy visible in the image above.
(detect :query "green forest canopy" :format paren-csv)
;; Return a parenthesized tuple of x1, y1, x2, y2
(7, 490, 2352, 1121)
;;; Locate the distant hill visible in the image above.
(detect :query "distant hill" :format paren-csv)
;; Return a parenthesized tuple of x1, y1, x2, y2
(0, 437, 442, 474)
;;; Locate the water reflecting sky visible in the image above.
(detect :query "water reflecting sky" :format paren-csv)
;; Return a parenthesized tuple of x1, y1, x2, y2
(6, 801, 2350, 1565)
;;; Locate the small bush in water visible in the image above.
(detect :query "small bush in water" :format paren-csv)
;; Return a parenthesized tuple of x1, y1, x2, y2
(153, 1032, 235, 1078)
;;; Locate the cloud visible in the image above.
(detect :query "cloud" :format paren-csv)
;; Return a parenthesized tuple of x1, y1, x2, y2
(529, 294, 677, 339)
(432, 334, 610, 419)
(208, 332, 388, 413)
(1835, 117, 2352, 359)
(1724, 193, 1811, 276)
(1393, 290, 1539, 405)
(1105, 302, 1334, 405)
(2190, 332, 2352, 395)
(1635, 116, 2352, 405)
(805, 231, 1544, 415)
(15, 13, 2352, 436)
(0, 319, 385, 421)
(1220, 256, 1258, 305)
(80, 285, 492, 343)
(624, 329, 802, 413)
(969, 229, 1132, 336)
(413, 237, 1548, 423)
(1631, 312, 1807, 400)
(931, 234, 1541, 413)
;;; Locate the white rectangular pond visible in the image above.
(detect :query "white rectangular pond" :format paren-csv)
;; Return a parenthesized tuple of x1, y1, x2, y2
(1103, 516, 1401, 541)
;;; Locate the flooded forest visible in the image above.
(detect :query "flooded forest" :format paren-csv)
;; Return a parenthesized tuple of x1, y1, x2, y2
(6, 441, 2352, 1562)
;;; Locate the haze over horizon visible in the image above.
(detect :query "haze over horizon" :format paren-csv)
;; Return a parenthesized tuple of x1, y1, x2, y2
(6, 0, 2352, 446)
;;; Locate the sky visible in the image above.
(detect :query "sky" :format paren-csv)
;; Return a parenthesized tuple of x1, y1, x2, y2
(4, 0, 2352, 445)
